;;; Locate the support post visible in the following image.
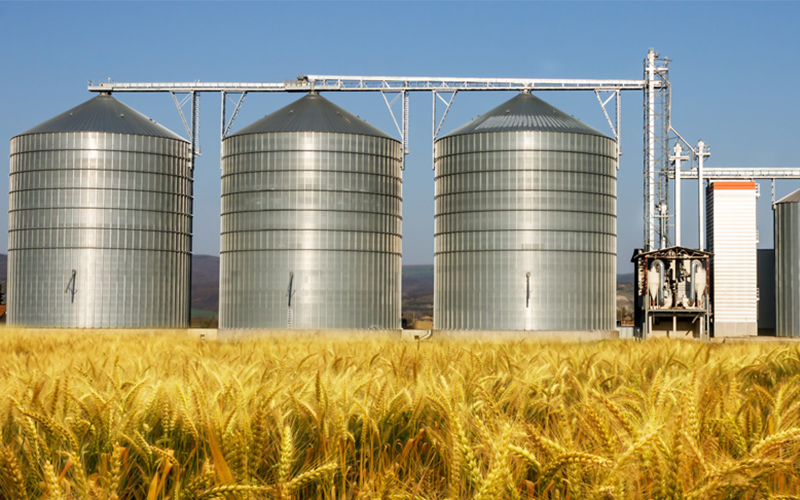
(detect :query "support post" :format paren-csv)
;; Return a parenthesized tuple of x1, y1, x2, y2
(772, 179, 776, 207)
(431, 90, 458, 171)
(432, 91, 436, 170)
(402, 90, 409, 156)
(616, 90, 622, 166)
(402, 90, 409, 170)
(191, 91, 200, 159)
(594, 89, 622, 168)
(670, 142, 689, 247)
(188, 91, 199, 326)
(220, 91, 226, 146)
(380, 90, 407, 170)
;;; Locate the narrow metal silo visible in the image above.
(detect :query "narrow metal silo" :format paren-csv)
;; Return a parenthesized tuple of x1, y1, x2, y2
(775, 189, 800, 337)
(8, 93, 193, 328)
(220, 93, 403, 330)
(434, 91, 616, 332)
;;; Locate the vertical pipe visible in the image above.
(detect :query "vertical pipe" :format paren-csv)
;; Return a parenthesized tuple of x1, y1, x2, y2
(675, 155, 681, 247)
(672, 142, 684, 247)
(697, 140, 708, 251)
(647, 49, 657, 250)
(188, 92, 198, 326)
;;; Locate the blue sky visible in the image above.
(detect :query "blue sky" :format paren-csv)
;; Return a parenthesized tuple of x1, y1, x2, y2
(1, 2, 798, 269)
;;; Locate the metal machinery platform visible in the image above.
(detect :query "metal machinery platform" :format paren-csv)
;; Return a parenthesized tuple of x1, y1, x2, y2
(632, 247, 712, 340)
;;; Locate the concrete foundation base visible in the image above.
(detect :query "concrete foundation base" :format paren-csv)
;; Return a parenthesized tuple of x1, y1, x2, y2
(1, 326, 619, 343)
(218, 328, 618, 342)
(217, 328, 402, 340)
(414, 329, 618, 341)
(714, 321, 758, 338)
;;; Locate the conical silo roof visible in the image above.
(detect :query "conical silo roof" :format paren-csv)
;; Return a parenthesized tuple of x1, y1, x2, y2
(15, 93, 186, 141)
(441, 91, 609, 139)
(229, 93, 396, 140)
(775, 188, 800, 204)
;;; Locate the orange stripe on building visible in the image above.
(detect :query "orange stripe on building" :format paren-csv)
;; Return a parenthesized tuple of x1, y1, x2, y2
(712, 181, 756, 190)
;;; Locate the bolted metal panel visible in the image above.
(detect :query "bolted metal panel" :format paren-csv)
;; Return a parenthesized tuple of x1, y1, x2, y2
(8, 130, 193, 328)
(434, 93, 617, 331)
(775, 189, 800, 337)
(220, 95, 403, 330)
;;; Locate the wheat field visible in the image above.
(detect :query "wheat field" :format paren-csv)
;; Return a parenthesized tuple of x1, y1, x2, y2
(1, 330, 799, 500)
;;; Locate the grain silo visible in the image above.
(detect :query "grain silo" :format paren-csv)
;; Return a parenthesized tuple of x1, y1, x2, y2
(434, 90, 616, 332)
(219, 93, 403, 330)
(8, 93, 193, 328)
(774, 188, 800, 337)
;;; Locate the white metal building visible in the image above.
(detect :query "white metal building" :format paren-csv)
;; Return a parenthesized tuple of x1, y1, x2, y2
(706, 180, 758, 337)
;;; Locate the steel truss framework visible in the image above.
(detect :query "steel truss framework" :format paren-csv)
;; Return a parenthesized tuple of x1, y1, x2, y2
(168, 91, 201, 163)
(672, 168, 800, 180)
(88, 74, 646, 174)
(98, 52, 800, 255)
(671, 168, 800, 208)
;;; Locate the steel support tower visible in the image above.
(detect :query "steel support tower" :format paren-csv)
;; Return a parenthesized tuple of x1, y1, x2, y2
(643, 49, 671, 251)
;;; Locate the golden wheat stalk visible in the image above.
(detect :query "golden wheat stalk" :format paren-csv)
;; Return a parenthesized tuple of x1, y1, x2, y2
(196, 484, 270, 500)
(751, 428, 800, 456)
(0, 446, 29, 500)
(42, 460, 61, 500)
(286, 462, 337, 492)
(509, 445, 541, 476)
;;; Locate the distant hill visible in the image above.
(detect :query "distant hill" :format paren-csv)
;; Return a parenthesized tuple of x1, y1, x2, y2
(402, 265, 434, 318)
(191, 255, 219, 314)
(618, 273, 635, 284)
(403, 265, 433, 296)
(403, 265, 434, 278)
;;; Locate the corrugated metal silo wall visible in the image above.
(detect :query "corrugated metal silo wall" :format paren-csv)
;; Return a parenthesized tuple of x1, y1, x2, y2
(775, 201, 800, 337)
(434, 131, 617, 331)
(219, 132, 403, 329)
(8, 132, 193, 327)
